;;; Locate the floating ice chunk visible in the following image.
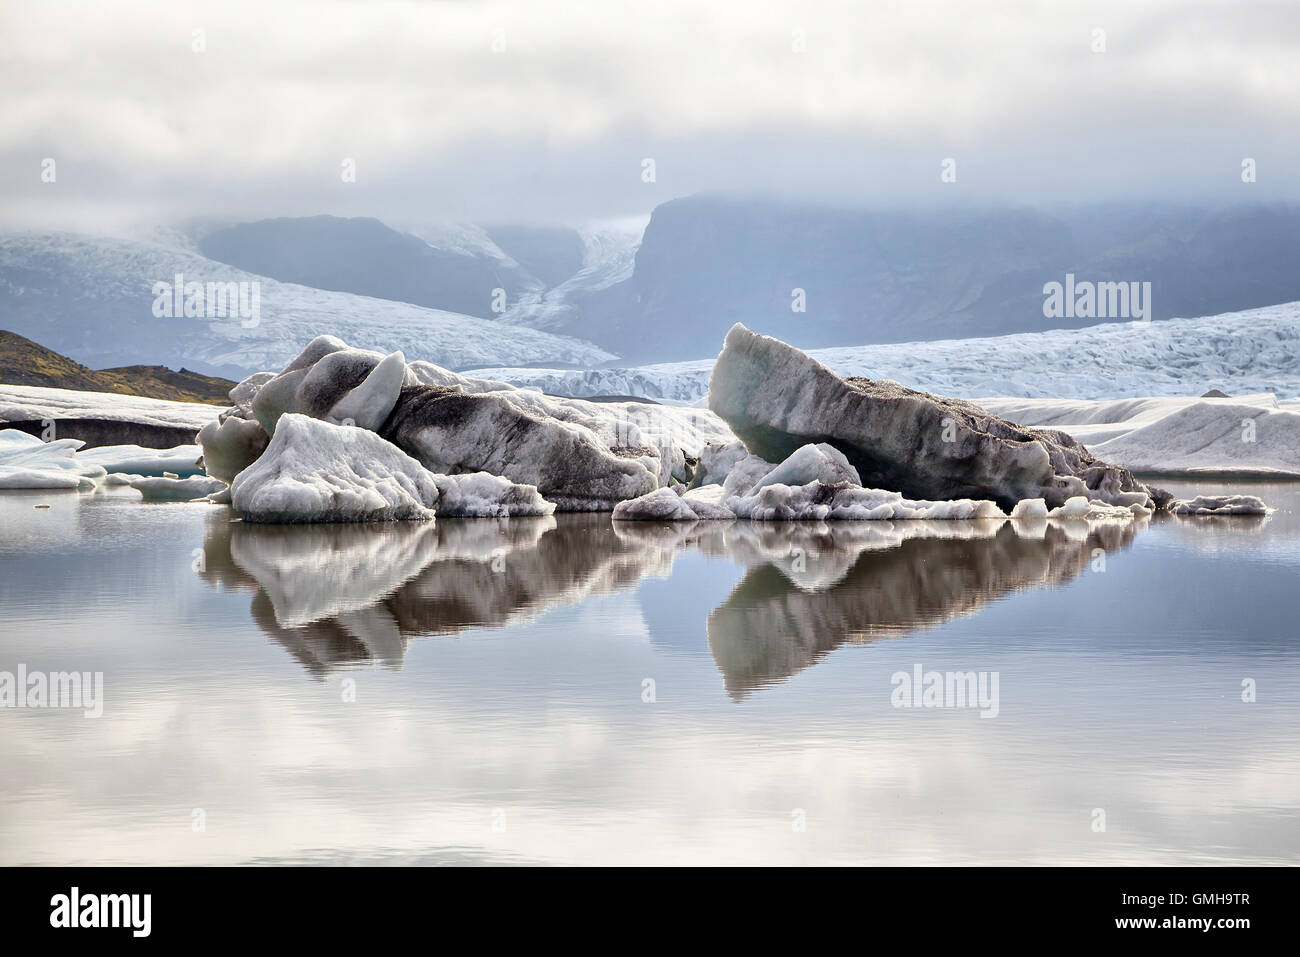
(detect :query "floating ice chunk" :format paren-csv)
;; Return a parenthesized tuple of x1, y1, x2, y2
(381, 386, 658, 510)
(228, 371, 277, 416)
(196, 415, 271, 484)
(231, 414, 441, 523)
(682, 483, 727, 507)
(127, 474, 229, 501)
(250, 339, 388, 434)
(1047, 495, 1144, 519)
(75, 444, 204, 478)
(0, 468, 91, 490)
(0, 384, 222, 433)
(728, 481, 1005, 521)
(431, 471, 555, 518)
(1009, 498, 1049, 520)
(0, 429, 105, 489)
(1169, 494, 1272, 516)
(328, 350, 406, 430)
(614, 484, 736, 521)
(406, 361, 516, 394)
(679, 496, 735, 520)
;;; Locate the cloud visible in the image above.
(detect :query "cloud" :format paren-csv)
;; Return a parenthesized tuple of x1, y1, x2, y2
(1, 0, 1297, 229)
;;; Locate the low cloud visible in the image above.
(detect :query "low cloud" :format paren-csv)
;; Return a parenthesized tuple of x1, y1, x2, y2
(2, 0, 1297, 229)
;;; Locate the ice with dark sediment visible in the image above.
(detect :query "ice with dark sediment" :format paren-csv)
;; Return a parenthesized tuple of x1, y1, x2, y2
(228, 413, 553, 523)
(707, 323, 1161, 513)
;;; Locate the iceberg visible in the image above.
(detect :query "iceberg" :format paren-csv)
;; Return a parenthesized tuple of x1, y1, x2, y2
(707, 323, 1158, 513)
(236, 336, 698, 510)
(1168, 494, 1272, 516)
(75, 444, 205, 478)
(122, 474, 229, 501)
(228, 412, 552, 523)
(230, 414, 442, 523)
(195, 415, 270, 484)
(0, 429, 105, 489)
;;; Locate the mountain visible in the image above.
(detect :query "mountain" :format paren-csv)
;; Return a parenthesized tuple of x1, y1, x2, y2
(0, 231, 617, 378)
(0, 330, 236, 403)
(522, 197, 1300, 363)
(197, 214, 639, 330)
(198, 216, 553, 318)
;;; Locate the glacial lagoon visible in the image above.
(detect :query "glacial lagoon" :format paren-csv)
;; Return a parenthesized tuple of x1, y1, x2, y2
(1, 480, 1297, 865)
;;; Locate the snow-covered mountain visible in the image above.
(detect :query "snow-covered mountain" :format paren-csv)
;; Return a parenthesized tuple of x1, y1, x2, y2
(0, 231, 616, 378)
(196, 215, 637, 327)
(533, 197, 1300, 363)
(198, 216, 555, 319)
(171, 201, 1300, 368)
(468, 301, 1300, 403)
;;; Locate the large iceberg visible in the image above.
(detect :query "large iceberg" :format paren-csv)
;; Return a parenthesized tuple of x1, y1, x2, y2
(228, 335, 732, 511)
(707, 323, 1159, 513)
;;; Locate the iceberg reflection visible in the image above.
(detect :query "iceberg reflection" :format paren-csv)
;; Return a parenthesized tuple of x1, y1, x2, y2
(200, 514, 1143, 689)
(705, 518, 1141, 698)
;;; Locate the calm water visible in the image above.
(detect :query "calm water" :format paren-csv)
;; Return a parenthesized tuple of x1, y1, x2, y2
(1, 480, 1298, 865)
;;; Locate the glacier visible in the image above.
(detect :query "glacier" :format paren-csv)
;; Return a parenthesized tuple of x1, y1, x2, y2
(467, 301, 1300, 404)
(0, 231, 618, 377)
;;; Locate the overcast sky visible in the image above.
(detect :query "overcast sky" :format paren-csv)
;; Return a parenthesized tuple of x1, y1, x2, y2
(2, 0, 1298, 231)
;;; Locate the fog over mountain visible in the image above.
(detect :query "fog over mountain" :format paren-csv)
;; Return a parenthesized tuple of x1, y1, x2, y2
(565, 198, 1300, 361)
(3, 0, 1300, 369)
(87, 197, 1300, 366)
(4, 1, 1299, 230)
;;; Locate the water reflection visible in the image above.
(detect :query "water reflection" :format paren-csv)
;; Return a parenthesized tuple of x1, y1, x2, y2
(201, 513, 1145, 693)
(706, 519, 1139, 698)
(201, 514, 680, 676)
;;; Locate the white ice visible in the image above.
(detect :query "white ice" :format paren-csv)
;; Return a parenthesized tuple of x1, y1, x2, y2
(0, 429, 105, 489)
(230, 414, 441, 523)
(122, 474, 229, 501)
(75, 444, 204, 477)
